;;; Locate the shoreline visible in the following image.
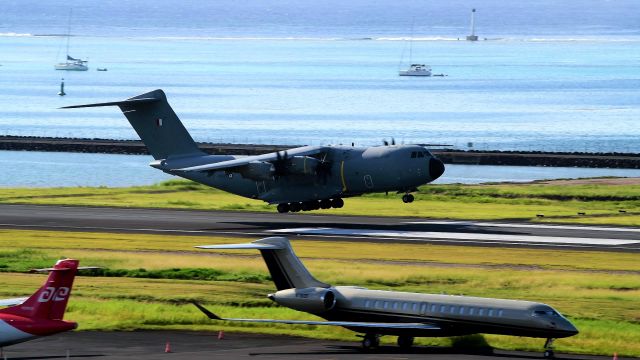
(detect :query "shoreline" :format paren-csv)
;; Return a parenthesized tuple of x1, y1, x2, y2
(1, 135, 639, 169)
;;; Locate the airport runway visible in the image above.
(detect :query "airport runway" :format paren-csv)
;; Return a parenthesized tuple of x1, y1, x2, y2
(3, 330, 630, 360)
(0, 204, 638, 251)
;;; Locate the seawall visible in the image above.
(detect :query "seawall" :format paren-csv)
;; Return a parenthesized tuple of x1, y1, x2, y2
(1, 136, 639, 169)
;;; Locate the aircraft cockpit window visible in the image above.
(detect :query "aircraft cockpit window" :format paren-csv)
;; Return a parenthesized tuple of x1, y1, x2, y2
(533, 309, 560, 317)
(411, 151, 417, 158)
(417, 152, 425, 158)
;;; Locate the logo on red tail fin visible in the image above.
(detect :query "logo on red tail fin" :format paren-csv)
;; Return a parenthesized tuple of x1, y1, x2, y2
(1, 259, 79, 320)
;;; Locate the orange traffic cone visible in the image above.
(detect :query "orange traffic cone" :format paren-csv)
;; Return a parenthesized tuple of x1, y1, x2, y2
(613, 353, 618, 360)
(165, 341, 172, 353)
(218, 330, 225, 340)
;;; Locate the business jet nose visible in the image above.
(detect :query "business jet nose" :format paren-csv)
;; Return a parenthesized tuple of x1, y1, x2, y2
(563, 321, 579, 336)
(429, 157, 445, 180)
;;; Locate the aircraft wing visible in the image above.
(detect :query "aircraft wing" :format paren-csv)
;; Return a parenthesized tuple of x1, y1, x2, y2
(175, 146, 328, 172)
(193, 302, 440, 330)
(0, 297, 28, 307)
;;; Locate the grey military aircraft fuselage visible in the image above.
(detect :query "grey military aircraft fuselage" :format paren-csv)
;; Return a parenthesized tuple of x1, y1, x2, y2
(64, 90, 445, 213)
(152, 144, 442, 206)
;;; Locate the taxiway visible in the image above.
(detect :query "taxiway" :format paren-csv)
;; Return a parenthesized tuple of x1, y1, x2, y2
(3, 330, 629, 360)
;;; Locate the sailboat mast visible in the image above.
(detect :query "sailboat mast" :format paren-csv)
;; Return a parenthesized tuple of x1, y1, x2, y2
(65, 9, 72, 57)
(409, 18, 415, 63)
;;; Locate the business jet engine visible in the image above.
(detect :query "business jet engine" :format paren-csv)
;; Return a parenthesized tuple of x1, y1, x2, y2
(268, 287, 336, 314)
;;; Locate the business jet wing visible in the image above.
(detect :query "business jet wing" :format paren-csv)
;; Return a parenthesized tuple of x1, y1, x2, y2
(193, 302, 440, 330)
(0, 297, 29, 307)
(175, 146, 327, 172)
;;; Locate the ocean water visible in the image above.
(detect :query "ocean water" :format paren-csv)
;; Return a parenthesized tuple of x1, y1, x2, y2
(1, 0, 639, 153)
(3, 151, 640, 188)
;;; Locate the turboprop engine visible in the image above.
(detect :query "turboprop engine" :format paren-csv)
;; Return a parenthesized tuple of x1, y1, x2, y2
(268, 287, 336, 314)
(238, 161, 275, 181)
(287, 156, 320, 175)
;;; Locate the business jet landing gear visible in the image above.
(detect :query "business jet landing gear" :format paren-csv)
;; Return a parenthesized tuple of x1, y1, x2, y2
(397, 335, 414, 349)
(402, 193, 414, 203)
(543, 338, 555, 359)
(361, 333, 380, 350)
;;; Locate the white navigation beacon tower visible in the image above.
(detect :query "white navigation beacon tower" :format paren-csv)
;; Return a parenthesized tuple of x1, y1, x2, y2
(466, 8, 479, 41)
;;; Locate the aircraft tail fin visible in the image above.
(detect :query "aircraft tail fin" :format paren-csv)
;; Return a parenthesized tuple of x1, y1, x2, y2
(0, 259, 79, 320)
(62, 90, 205, 160)
(197, 237, 330, 290)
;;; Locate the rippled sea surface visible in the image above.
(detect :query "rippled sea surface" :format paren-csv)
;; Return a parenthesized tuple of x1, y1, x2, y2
(1, 0, 639, 153)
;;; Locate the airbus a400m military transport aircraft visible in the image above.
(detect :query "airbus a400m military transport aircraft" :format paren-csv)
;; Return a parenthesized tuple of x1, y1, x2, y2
(64, 90, 445, 213)
(193, 237, 578, 358)
(0, 259, 81, 348)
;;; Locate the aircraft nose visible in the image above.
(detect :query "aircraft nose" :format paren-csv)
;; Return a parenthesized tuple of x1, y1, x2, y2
(429, 157, 445, 180)
(564, 321, 579, 336)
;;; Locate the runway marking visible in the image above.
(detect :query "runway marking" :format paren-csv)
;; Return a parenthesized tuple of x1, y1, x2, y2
(404, 220, 640, 234)
(269, 227, 640, 246)
(2, 223, 639, 250)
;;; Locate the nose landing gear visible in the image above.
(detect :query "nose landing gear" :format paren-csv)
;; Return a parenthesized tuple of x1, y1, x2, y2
(543, 338, 555, 359)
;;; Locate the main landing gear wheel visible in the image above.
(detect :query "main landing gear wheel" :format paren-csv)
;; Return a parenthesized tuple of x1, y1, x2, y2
(397, 335, 414, 349)
(402, 194, 414, 203)
(544, 350, 555, 359)
(361, 333, 379, 350)
(276, 203, 290, 213)
(319, 199, 332, 209)
(331, 198, 344, 208)
(289, 202, 302, 212)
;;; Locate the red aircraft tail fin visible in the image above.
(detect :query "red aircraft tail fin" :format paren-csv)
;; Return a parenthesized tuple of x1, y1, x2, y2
(0, 259, 79, 320)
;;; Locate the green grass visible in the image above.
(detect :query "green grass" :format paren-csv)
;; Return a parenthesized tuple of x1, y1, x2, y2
(0, 229, 639, 356)
(1, 179, 639, 225)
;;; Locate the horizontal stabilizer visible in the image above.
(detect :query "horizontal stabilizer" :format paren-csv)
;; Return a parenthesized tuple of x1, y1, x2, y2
(193, 302, 440, 330)
(0, 297, 29, 307)
(60, 97, 159, 109)
(196, 238, 288, 250)
(30, 266, 102, 273)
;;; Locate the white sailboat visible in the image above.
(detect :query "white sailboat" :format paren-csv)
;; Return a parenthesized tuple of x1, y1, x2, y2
(399, 63, 432, 77)
(398, 22, 431, 77)
(54, 12, 88, 71)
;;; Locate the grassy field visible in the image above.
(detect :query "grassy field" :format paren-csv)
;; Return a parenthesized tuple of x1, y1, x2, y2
(1, 179, 640, 225)
(0, 229, 638, 356)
